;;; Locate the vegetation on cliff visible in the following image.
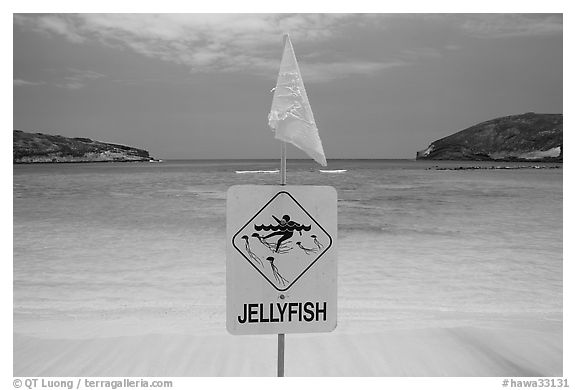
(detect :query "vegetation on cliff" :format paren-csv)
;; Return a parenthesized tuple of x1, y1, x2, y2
(13, 130, 155, 163)
(416, 113, 562, 162)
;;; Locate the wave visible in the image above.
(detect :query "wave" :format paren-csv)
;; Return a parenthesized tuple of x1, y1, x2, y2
(235, 170, 279, 174)
(319, 169, 347, 173)
(254, 224, 311, 232)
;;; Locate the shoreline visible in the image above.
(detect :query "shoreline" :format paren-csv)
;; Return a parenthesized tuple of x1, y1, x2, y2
(428, 165, 562, 171)
(13, 158, 161, 164)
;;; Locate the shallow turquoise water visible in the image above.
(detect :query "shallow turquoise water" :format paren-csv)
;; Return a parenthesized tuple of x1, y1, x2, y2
(13, 160, 563, 337)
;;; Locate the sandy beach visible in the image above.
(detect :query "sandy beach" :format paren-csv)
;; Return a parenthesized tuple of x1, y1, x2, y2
(13, 160, 563, 377)
(14, 324, 562, 377)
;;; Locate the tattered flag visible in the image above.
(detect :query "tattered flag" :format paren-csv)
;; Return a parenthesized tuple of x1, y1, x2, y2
(268, 34, 327, 166)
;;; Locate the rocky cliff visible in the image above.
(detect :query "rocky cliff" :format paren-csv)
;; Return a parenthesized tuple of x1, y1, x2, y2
(416, 113, 562, 162)
(13, 130, 155, 163)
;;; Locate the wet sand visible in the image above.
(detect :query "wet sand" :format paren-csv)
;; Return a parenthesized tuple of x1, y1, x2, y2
(13, 326, 562, 377)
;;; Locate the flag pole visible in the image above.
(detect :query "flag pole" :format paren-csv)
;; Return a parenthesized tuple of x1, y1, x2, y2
(278, 141, 286, 377)
(278, 333, 285, 376)
(276, 34, 289, 377)
(280, 142, 287, 186)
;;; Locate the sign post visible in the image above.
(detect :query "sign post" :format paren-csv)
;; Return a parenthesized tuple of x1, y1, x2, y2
(226, 183, 337, 374)
(227, 33, 334, 377)
(278, 331, 285, 377)
(227, 185, 337, 333)
(279, 141, 286, 377)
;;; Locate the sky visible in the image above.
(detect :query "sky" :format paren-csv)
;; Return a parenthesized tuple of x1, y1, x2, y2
(13, 13, 563, 160)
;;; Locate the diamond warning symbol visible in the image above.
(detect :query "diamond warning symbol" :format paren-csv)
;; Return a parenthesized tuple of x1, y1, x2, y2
(232, 191, 332, 291)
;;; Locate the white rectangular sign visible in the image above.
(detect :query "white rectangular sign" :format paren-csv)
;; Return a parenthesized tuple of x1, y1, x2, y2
(226, 185, 337, 335)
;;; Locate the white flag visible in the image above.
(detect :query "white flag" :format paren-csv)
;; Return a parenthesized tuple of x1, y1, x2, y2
(268, 34, 327, 166)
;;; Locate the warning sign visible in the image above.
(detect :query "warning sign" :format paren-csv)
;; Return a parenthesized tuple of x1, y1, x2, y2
(227, 185, 337, 335)
(232, 191, 332, 291)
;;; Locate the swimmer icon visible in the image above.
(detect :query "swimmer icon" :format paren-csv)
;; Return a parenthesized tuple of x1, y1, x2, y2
(254, 214, 311, 253)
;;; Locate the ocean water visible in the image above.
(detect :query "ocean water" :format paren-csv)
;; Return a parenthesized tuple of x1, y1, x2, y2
(13, 160, 563, 338)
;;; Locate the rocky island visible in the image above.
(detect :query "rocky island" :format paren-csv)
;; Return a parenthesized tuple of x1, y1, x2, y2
(416, 113, 562, 162)
(13, 130, 158, 163)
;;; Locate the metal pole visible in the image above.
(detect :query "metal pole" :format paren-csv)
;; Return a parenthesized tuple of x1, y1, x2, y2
(278, 141, 286, 377)
(278, 333, 285, 377)
(280, 141, 287, 185)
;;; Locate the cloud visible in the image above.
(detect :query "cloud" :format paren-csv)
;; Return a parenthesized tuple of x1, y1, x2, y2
(55, 68, 106, 90)
(399, 47, 443, 61)
(302, 60, 407, 82)
(444, 44, 461, 51)
(459, 14, 562, 38)
(14, 13, 400, 82)
(14, 14, 86, 43)
(15, 68, 105, 90)
(14, 79, 45, 87)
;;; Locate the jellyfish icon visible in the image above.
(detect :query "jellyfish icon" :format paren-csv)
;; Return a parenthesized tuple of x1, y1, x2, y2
(266, 256, 289, 286)
(241, 235, 262, 266)
(311, 234, 323, 250)
(296, 241, 318, 255)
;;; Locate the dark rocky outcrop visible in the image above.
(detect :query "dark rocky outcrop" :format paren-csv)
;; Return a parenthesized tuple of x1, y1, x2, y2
(416, 113, 562, 162)
(13, 130, 156, 163)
